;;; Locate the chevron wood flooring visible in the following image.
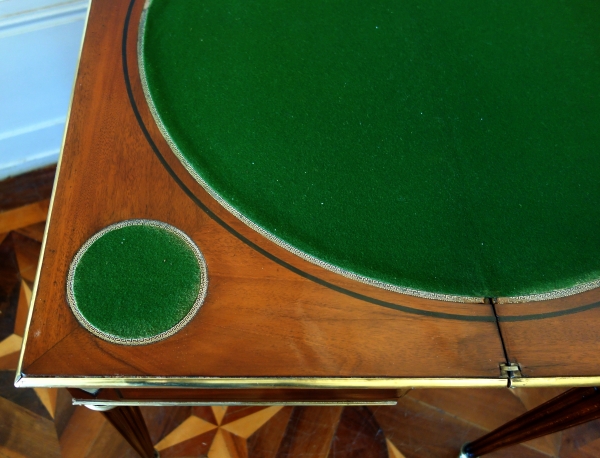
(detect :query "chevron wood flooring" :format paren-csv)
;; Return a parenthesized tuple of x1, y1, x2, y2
(2, 166, 600, 457)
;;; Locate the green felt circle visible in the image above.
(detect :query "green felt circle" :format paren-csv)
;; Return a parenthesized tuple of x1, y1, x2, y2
(69, 221, 205, 343)
(141, 0, 600, 299)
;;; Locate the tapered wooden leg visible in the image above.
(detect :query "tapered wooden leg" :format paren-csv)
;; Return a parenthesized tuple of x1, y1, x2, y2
(460, 387, 600, 457)
(92, 405, 156, 458)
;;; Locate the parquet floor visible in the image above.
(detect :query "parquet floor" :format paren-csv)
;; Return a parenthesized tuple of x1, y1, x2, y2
(2, 167, 600, 458)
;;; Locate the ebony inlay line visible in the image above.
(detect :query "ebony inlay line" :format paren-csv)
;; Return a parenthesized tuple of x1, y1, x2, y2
(498, 301, 600, 322)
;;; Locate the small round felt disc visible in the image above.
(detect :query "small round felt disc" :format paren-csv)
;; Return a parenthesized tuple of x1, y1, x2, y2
(67, 220, 207, 345)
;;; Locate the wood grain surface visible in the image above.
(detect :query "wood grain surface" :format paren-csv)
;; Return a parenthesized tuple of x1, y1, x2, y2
(17, 0, 600, 388)
(19, 0, 506, 383)
(6, 188, 600, 457)
(0, 166, 55, 212)
(497, 288, 600, 379)
(98, 404, 155, 458)
(462, 387, 600, 457)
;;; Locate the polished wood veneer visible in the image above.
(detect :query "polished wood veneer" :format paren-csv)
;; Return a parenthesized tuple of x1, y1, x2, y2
(12, 7, 600, 458)
(18, 0, 514, 386)
(4, 190, 600, 457)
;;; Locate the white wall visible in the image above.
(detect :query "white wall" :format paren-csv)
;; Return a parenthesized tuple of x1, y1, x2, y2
(0, 0, 89, 180)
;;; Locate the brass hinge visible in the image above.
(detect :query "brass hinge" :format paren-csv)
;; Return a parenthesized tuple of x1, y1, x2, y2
(500, 362, 522, 379)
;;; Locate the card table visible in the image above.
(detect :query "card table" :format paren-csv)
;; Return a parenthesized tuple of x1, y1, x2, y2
(16, 0, 600, 456)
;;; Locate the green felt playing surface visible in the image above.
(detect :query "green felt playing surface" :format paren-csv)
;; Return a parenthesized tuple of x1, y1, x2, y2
(141, 0, 600, 299)
(71, 223, 202, 341)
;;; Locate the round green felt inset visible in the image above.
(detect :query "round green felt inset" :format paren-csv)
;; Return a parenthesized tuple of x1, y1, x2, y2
(141, 0, 600, 299)
(68, 221, 206, 344)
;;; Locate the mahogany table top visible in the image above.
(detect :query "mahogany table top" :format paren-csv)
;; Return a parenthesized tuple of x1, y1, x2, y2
(16, 0, 600, 392)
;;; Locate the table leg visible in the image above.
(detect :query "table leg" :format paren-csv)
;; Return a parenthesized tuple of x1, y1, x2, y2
(460, 387, 600, 457)
(85, 404, 157, 458)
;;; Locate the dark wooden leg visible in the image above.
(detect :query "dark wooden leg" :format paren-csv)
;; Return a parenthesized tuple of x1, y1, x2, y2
(461, 387, 600, 457)
(93, 405, 156, 458)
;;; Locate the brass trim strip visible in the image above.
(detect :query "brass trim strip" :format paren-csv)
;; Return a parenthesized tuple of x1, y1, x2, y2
(15, 376, 508, 389)
(20, 374, 600, 389)
(15, 1, 93, 387)
(74, 400, 398, 407)
(511, 377, 600, 388)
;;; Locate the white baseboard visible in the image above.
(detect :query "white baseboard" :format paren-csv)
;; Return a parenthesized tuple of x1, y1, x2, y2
(0, 0, 89, 180)
(0, 150, 59, 179)
(0, 0, 88, 38)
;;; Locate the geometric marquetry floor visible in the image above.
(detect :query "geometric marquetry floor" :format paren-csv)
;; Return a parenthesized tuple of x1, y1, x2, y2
(3, 166, 600, 458)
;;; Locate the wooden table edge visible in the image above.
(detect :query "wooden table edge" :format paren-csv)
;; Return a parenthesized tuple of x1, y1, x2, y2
(15, 375, 508, 389)
(15, 0, 600, 390)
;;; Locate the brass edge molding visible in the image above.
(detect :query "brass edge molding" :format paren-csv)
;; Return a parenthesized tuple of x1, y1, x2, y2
(65, 219, 208, 345)
(15, 376, 508, 389)
(15, 1, 94, 388)
(73, 400, 398, 407)
(136, 1, 483, 305)
(511, 377, 600, 388)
